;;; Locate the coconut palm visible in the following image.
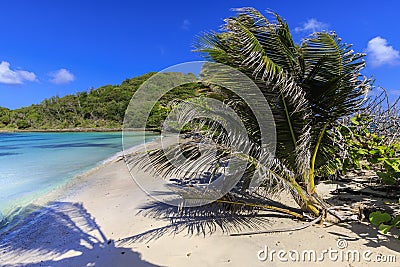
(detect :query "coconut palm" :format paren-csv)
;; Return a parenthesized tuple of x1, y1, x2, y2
(191, 7, 371, 214)
(127, 7, 371, 218)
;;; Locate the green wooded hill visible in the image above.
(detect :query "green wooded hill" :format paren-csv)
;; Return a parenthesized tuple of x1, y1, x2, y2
(0, 72, 203, 131)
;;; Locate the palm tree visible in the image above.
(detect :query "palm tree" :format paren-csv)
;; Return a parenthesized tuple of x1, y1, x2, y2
(128, 7, 371, 218)
(191, 7, 371, 215)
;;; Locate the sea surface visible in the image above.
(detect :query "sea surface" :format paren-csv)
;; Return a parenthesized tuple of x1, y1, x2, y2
(0, 131, 158, 224)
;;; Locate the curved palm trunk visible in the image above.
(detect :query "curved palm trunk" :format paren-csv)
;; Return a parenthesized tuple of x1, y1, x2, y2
(286, 174, 321, 216)
(308, 122, 329, 195)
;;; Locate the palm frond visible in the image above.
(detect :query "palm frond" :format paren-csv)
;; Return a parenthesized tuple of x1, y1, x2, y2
(301, 32, 371, 171)
(195, 9, 313, 179)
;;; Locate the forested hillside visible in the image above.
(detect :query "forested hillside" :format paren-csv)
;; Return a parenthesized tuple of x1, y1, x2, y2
(0, 72, 203, 131)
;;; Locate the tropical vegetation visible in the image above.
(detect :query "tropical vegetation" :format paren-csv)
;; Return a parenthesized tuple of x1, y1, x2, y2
(0, 72, 202, 131)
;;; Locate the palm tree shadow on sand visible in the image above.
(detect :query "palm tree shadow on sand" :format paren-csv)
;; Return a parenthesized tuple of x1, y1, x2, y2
(0, 202, 160, 267)
(117, 188, 400, 254)
(117, 193, 303, 245)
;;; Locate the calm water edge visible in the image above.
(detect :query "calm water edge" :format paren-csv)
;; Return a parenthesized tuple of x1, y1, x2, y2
(0, 131, 158, 224)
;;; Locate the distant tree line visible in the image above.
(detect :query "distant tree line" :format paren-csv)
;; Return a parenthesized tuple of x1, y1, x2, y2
(0, 72, 203, 131)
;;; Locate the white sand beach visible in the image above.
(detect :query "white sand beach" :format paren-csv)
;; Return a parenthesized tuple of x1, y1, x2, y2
(1, 138, 399, 267)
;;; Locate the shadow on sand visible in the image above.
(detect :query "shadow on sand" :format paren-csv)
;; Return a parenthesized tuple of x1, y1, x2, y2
(321, 176, 400, 253)
(0, 202, 161, 267)
(117, 185, 400, 255)
(117, 193, 302, 245)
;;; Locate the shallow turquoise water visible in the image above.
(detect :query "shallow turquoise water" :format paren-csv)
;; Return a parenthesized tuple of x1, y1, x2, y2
(0, 132, 157, 220)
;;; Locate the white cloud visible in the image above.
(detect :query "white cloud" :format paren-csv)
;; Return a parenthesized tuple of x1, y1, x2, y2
(0, 61, 37, 85)
(181, 19, 191, 30)
(295, 18, 329, 33)
(48, 68, 75, 84)
(366, 36, 400, 67)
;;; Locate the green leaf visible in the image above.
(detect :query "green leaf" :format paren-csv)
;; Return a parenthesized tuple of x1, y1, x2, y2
(379, 224, 392, 234)
(350, 116, 360, 125)
(363, 164, 370, 170)
(369, 149, 382, 155)
(369, 211, 392, 226)
(377, 172, 397, 185)
(392, 215, 400, 227)
(357, 149, 367, 155)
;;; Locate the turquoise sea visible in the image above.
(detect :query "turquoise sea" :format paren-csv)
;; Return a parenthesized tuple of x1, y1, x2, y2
(0, 131, 157, 224)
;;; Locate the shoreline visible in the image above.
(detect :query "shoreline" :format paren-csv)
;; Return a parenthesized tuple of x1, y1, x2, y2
(0, 128, 160, 133)
(0, 133, 161, 233)
(45, 136, 163, 201)
(0, 128, 121, 133)
(27, 134, 165, 208)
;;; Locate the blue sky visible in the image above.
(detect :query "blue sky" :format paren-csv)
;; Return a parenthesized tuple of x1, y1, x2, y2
(0, 0, 399, 109)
